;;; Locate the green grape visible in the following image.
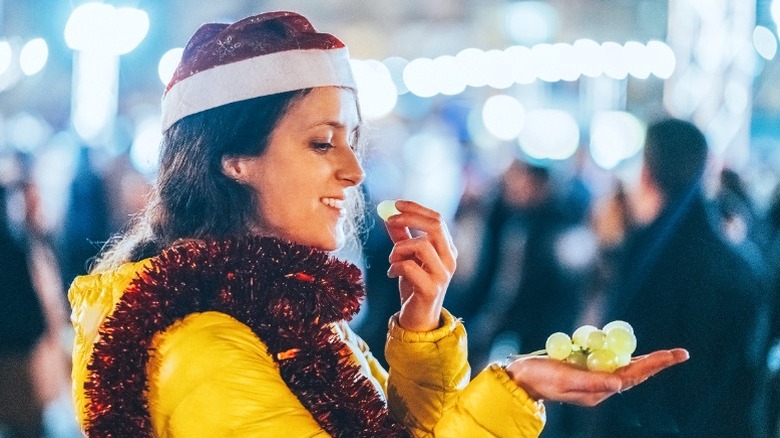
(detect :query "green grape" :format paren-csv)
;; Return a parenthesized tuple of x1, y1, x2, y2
(586, 329, 607, 351)
(587, 349, 620, 373)
(605, 327, 637, 355)
(565, 350, 588, 369)
(546, 332, 573, 360)
(376, 200, 401, 221)
(616, 352, 632, 367)
(572, 325, 598, 349)
(603, 320, 634, 335)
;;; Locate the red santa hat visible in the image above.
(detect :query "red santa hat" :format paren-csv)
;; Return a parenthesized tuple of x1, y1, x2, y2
(161, 11, 356, 132)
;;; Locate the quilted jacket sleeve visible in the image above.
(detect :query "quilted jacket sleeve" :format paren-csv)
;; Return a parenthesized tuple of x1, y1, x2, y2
(146, 311, 329, 438)
(385, 309, 546, 437)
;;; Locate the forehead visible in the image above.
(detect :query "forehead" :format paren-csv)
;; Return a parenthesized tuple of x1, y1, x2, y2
(283, 87, 361, 130)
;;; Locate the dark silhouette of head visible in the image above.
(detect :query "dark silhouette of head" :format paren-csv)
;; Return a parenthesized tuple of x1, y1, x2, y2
(643, 118, 708, 198)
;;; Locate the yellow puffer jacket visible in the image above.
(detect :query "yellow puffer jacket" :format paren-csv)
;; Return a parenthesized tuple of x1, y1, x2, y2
(69, 260, 545, 437)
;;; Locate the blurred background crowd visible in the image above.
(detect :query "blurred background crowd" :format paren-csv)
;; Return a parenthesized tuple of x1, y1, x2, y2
(1, 0, 780, 437)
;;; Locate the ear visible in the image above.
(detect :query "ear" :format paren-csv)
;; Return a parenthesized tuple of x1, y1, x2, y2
(221, 156, 247, 181)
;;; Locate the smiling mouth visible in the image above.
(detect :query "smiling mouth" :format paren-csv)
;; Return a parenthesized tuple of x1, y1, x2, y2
(321, 197, 346, 215)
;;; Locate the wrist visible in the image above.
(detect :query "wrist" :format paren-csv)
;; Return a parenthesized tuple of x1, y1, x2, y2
(398, 308, 442, 332)
(398, 294, 443, 331)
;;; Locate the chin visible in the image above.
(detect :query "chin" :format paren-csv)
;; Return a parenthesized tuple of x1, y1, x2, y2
(303, 227, 344, 252)
(323, 226, 346, 252)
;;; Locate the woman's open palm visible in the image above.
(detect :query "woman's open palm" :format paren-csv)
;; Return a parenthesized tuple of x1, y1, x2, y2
(505, 348, 689, 406)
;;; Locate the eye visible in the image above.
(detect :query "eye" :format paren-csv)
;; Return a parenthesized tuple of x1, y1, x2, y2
(311, 142, 335, 152)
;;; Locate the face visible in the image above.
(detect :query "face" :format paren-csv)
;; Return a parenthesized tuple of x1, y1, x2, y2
(225, 87, 364, 250)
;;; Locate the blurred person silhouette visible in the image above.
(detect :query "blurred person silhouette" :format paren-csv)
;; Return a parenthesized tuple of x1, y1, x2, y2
(0, 178, 73, 436)
(713, 168, 780, 436)
(0, 183, 47, 438)
(763, 182, 780, 437)
(463, 159, 599, 438)
(714, 168, 770, 255)
(578, 180, 632, 330)
(467, 159, 587, 370)
(19, 179, 77, 438)
(61, 147, 111, 289)
(442, 159, 495, 325)
(595, 118, 770, 437)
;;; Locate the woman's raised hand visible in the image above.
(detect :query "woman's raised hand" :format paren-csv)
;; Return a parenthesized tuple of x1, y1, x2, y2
(504, 348, 689, 406)
(383, 200, 457, 332)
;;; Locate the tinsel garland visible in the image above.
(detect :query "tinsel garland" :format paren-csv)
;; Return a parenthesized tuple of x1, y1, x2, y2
(84, 236, 412, 437)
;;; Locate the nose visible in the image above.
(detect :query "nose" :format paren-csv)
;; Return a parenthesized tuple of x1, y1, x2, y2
(336, 148, 365, 186)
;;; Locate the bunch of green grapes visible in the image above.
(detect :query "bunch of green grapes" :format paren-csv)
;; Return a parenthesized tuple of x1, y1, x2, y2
(545, 321, 637, 372)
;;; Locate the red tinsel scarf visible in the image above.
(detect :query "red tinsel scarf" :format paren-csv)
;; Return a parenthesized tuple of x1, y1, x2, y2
(84, 236, 412, 437)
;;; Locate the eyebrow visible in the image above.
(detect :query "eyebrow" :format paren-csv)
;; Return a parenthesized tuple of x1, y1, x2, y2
(306, 120, 360, 134)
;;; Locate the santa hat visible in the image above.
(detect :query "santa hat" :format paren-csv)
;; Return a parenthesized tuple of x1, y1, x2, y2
(161, 11, 356, 132)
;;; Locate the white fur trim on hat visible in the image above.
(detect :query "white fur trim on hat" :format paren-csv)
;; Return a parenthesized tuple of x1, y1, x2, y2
(161, 46, 355, 132)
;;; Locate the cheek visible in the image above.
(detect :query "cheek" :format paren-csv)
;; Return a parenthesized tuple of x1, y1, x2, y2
(254, 176, 314, 223)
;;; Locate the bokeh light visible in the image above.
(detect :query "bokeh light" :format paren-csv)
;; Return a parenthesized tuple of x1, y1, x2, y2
(753, 25, 778, 61)
(20, 38, 48, 76)
(484, 49, 515, 89)
(504, 45, 536, 84)
(481, 95, 526, 141)
(601, 42, 629, 80)
(65, 3, 149, 55)
(158, 48, 183, 86)
(7, 112, 52, 153)
(573, 38, 603, 78)
(382, 56, 409, 95)
(589, 111, 645, 170)
(130, 117, 163, 175)
(72, 52, 118, 143)
(456, 48, 489, 88)
(403, 57, 438, 97)
(0, 40, 12, 76)
(518, 109, 579, 160)
(624, 41, 651, 79)
(773, 0, 780, 26)
(433, 55, 468, 95)
(350, 59, 398, 120)
(647, 40, 676, 79)
(503, 1, 558, 45)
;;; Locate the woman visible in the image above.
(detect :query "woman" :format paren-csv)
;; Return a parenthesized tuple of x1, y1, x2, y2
(68, 11, 687, 437)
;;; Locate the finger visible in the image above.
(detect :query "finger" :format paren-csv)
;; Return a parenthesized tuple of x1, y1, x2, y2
(441, 219, 458, 257)
(389, 237, 449, 279)
(387, 260, 434, 290)
(616, 348, 689, 390)
(386, 208, 455, 270)
(387, 200, 458, 263)
(394, 199, 441, 220)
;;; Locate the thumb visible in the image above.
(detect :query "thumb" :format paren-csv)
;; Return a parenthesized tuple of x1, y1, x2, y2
(385, 221, 412, 244)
